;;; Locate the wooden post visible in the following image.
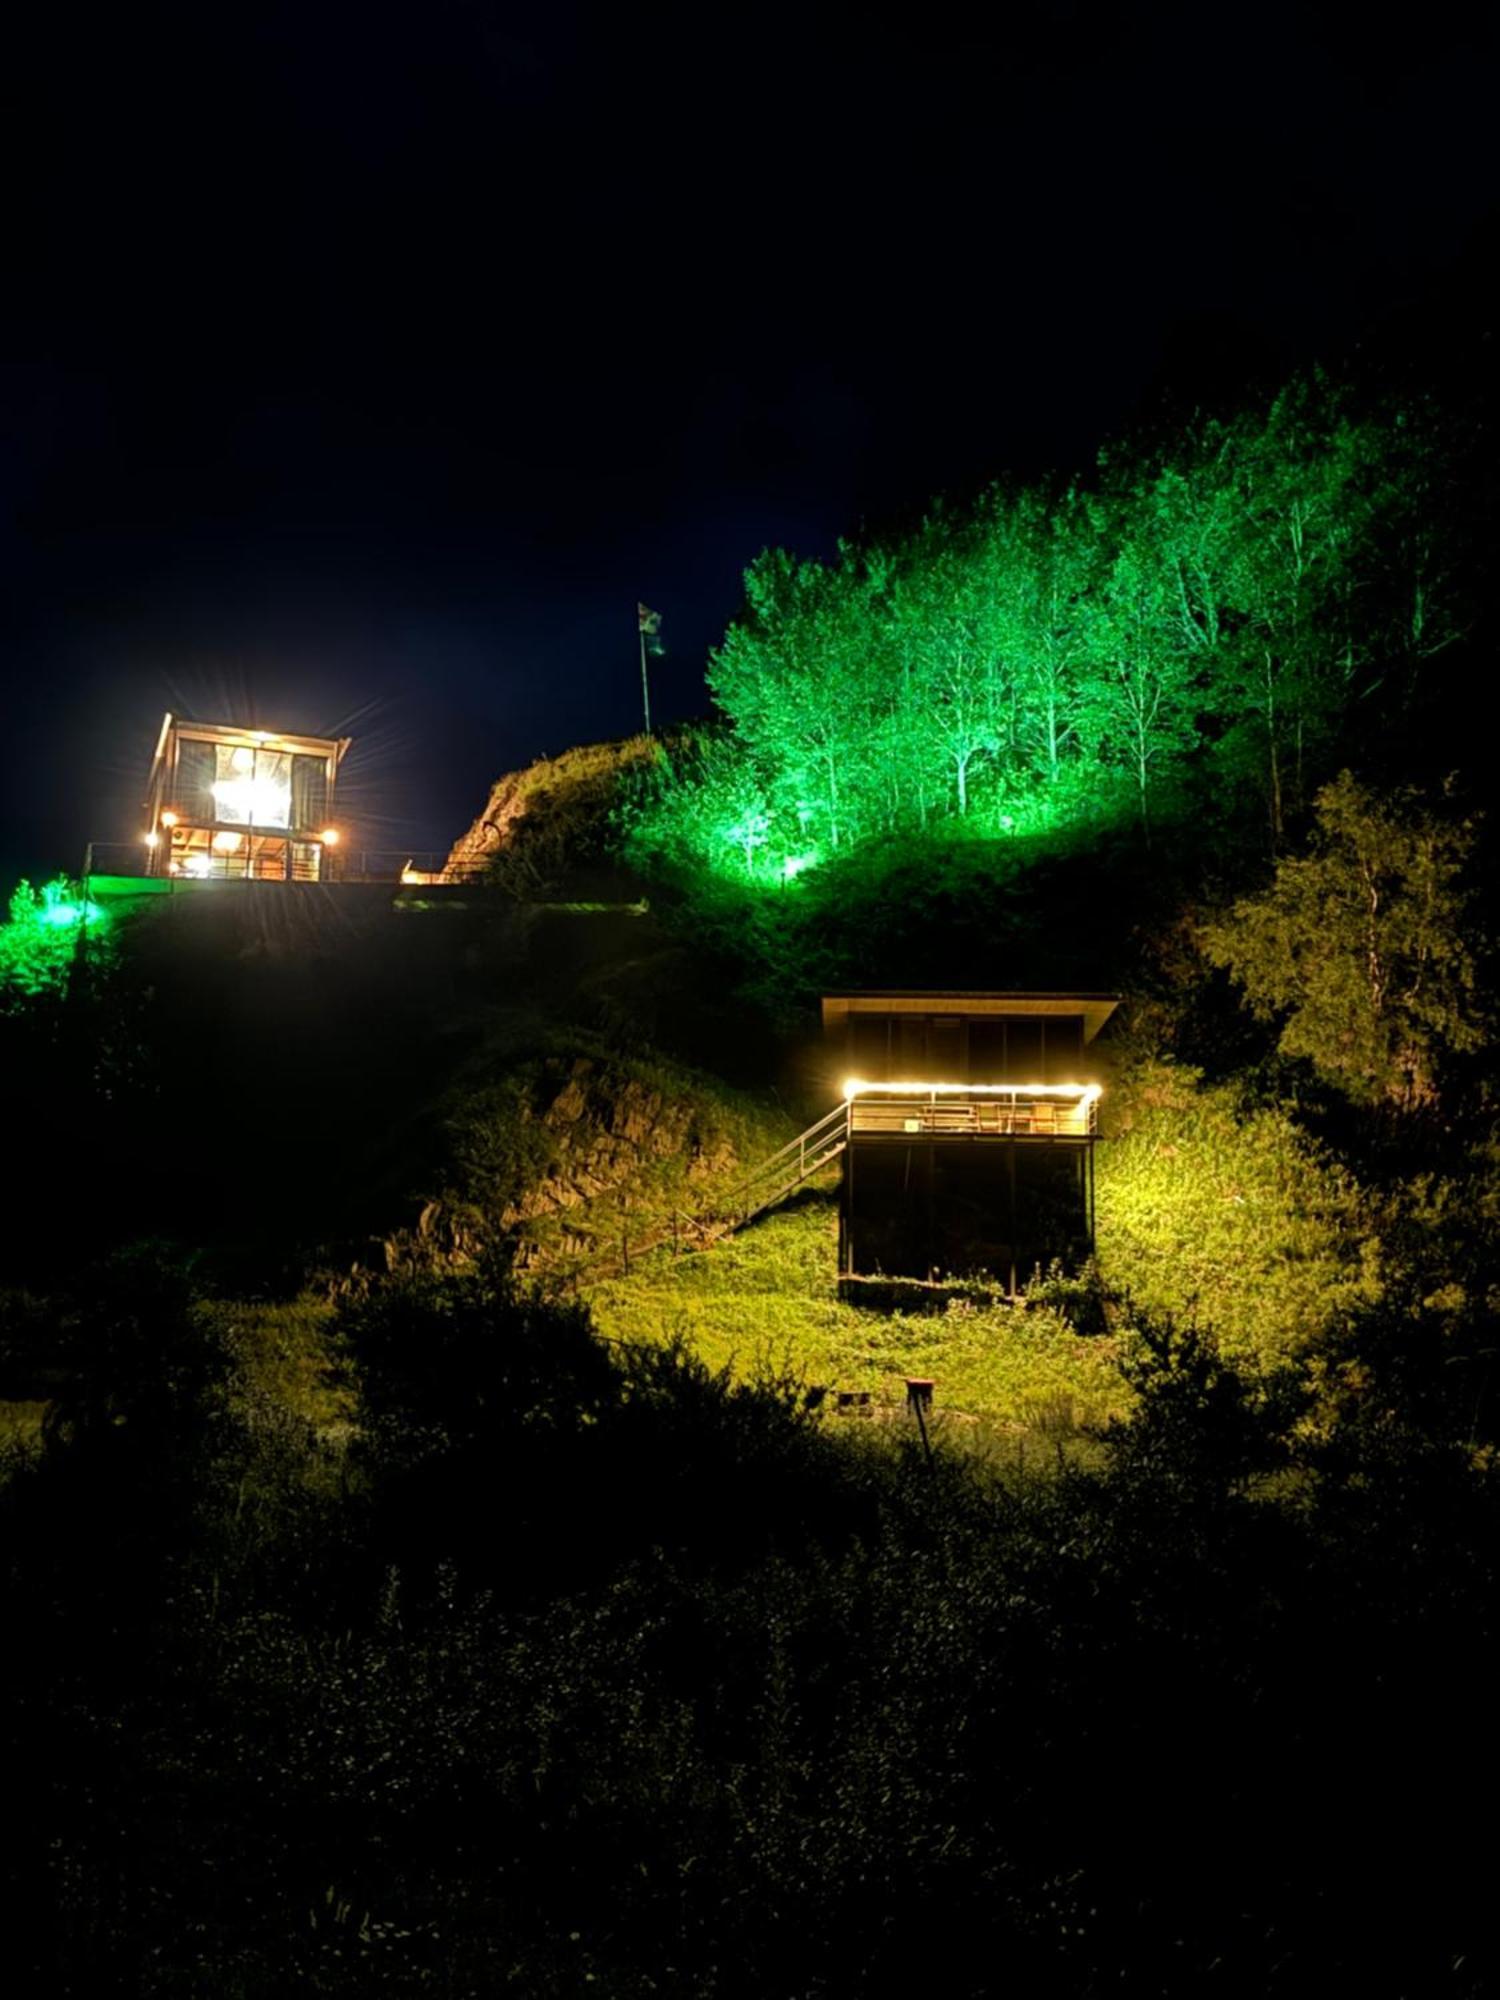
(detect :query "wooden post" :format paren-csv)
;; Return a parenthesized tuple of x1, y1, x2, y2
(905, 1378, 936, 1469)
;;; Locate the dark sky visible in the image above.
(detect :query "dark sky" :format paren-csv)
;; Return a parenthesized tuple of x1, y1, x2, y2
(3, 0, 1496, 877)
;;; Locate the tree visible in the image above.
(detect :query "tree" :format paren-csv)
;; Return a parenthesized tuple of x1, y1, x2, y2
(1208, 381, 1382, 841)
(1009, 487, 1097, 787)
(1204, 771, 1488, 1110)
(894, 517, 1009, 817)
(1077, 501, 1200, 841)
(709, 548, 878, 853)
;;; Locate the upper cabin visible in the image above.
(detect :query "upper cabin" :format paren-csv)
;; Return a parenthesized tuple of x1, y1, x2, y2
(143, 714, 351, 882)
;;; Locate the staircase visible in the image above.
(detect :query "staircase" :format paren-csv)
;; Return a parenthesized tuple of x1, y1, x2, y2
(710, 1100, 849, 1236)
(614, 1101, 848, 1271)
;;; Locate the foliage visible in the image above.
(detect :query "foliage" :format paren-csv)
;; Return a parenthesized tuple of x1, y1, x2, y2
(1204, 771, 1488, 1108)
(462, 735, 661, 898)
(1096, 1056, 1380, 1364)
(415, 1035, 793, 1278)
(0, 875, 108, 1003)
(589, 1197, 1132, 1446)
(625, 377, 1466, 887)
(6, 1256, 1500, 1995)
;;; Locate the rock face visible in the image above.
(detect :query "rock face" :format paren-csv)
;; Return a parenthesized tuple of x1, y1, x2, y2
(371, 1046, 763, 1284)
(504, 1055, 738, 1227)
(442, 737, 659, 888)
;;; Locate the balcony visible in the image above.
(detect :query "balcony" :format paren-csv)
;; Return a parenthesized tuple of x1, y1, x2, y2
(844, 1080, 1099, 1139)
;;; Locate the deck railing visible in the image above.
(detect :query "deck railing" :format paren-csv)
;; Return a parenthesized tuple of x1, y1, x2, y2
(82, 844, 487, 886)
(848, 1087, 1097, 1139)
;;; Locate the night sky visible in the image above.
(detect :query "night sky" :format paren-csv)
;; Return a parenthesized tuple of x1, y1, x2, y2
(4, 1, 1495, 879)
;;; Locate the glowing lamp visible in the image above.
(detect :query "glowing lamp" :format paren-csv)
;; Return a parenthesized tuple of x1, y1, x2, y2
(144, 830, 159, 848)
(843, 1077, 1102, 1100)
(212, 830, 242, 853)
(211, 776, 290, 823)
(319, 827, 339, 846)
(160, 810, 179, 827)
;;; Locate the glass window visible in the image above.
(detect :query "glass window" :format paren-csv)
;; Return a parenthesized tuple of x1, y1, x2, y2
(851, 1016, 890, 1080)
(211, 745, 292, 827)
(291, 755, 328, 829)
(930, 1017, 964, 1076)
(1006, 1019, 1044, 1079)
(1043, 1016, 1084, 1080)
(176, 738, 216, 821)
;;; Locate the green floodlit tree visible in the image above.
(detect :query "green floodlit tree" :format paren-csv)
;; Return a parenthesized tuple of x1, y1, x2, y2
(1208, 380, 1383, 841)
(623, 374, 1468, 891)
(1010, 486, 1096, 787)
(1078, 507, 1199, 842)
(707, 546, 881, 855)
(896, 514, 1008, 817)
(1203, 772, 1488, 1111)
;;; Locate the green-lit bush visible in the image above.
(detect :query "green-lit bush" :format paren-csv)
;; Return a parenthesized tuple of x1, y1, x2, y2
(0, 876, 108, 1003)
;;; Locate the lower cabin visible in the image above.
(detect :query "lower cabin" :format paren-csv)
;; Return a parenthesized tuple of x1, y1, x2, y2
(822, 991, 1117, 1294)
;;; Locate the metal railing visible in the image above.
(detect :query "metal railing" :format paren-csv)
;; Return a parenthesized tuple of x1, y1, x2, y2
(80, 844, 488, 887)
(848, 1089, 1096, 1138)
(706, 1101, 851, 1233)
(608, 1101, 850, 1274)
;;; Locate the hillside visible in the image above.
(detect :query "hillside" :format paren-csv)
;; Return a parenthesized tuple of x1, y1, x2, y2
(4, 727, 1499, 1997)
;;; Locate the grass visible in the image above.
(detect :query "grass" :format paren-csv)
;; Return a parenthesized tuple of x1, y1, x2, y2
(213, 1296, 352, 1435)
(586, 1191, 1131, 1452)
(1096, 1057, 1381, 1364)
(587, 1052, 1382, 1448)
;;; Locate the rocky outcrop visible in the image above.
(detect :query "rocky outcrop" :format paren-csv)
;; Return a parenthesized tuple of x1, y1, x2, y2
(503, 1055, 738, 1224)
(442, 737, 660, 886)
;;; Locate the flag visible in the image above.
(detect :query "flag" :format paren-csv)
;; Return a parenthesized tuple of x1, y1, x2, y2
(638, 603, 665, 655)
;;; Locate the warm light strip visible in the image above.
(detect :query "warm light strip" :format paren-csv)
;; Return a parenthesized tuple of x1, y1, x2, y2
(842, 1078, 1102, 1101)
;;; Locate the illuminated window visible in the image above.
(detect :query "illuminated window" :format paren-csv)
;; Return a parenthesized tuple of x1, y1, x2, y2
(211, 745, 292, 828)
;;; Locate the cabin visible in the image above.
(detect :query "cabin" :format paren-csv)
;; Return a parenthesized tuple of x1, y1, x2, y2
(821, 991, 1117, 1293)
(142, 714, 351, 882)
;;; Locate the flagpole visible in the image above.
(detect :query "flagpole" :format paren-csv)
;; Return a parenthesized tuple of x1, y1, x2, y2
(639, 618, 653, 737)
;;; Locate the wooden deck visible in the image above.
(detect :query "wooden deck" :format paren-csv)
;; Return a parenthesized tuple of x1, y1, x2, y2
(848, 1089, 1096, 1139)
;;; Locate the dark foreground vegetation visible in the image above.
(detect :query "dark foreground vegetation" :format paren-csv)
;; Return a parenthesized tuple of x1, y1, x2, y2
(3, 1247, 1499, 1996)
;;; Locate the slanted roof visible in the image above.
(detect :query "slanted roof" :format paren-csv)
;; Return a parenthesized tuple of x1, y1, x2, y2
(169, 716, 351, 763)
(151, 711, 352, 768)
(821, 991, 1119, 1044)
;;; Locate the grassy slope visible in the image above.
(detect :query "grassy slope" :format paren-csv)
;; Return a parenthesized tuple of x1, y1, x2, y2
(1096, 1057, 1380, 1364)
(588, 1194, 1130, 1448)
(587, 1052, 1382, 1439)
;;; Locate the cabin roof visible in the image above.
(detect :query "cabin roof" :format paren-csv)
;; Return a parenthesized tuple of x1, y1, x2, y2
(821, 991, 1120, 1043)
(148, 711, 352, 785)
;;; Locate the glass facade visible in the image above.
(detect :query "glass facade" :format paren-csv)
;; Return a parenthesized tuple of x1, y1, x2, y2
(143, 716, 349, 882)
